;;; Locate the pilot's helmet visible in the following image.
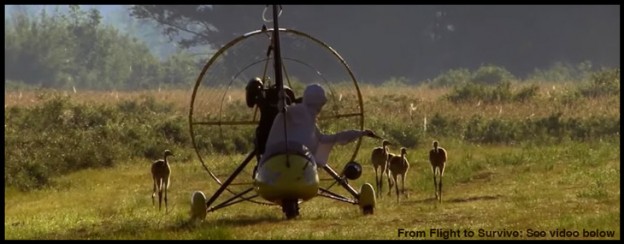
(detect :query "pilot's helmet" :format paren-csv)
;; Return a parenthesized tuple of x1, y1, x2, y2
(245, 77, 264, 108)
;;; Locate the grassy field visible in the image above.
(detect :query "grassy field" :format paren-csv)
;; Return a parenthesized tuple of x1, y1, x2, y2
(4, 84, 620, 240)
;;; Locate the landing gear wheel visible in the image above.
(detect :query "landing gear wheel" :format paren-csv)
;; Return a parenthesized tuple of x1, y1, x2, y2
(190, 191, 208, 221)
(359, 183, 376, 215)
(282, 198, 299, 219)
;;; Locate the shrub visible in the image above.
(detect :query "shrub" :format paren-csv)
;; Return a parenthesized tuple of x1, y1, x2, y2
(470, 65, 515, 85)
(579, 68, 620, 97)
(428, 68, 472, 88)
(446, 80, 513, 103)
(513, 84, 540, 102)
(381, 76, 411, 87)
(446, 82, 487, 103)
(4, 94, 190, 191)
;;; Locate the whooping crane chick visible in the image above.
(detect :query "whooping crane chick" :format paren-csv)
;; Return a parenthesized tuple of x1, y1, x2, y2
(371, 140, 392, 198)
(429, 141, 447, 202)
(386, 152, 397, 196)
(152, 149, 174, 211)
(388, 147, 409, 202)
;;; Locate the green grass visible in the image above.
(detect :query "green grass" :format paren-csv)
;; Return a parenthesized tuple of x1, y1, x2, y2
(5, 139, 619, 240)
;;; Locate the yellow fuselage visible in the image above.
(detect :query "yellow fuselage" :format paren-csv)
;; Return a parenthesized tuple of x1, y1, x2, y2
(254, 153, 319, 204)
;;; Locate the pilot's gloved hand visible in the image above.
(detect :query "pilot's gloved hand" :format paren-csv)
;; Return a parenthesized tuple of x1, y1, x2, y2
(363, 129, 382, 139)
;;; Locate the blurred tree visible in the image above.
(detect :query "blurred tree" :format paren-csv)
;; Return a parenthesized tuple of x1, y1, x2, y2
(5, 5, 170, 90)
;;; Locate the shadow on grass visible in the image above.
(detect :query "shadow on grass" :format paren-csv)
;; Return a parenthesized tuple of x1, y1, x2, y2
(37, 218, 154, 240)
(408, 194, 504, 204)
(446, 194, 503, 203)
(205, 213, 284, 227)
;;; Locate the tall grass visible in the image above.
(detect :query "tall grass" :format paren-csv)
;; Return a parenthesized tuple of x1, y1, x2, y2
(4, 77, 620, 191)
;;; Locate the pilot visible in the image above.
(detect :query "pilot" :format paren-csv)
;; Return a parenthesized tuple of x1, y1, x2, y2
(262, 83, 379, 167)
(246, 77, 300, 162)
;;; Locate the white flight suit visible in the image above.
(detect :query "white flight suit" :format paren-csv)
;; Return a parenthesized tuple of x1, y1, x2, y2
(263, 84, 367, 167)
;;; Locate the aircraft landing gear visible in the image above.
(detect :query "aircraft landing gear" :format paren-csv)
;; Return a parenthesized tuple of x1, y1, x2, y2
(362, 205, 374, 215)
(282, 198, 300, 219)
(190, 191, 208, 221)
(359, 183, 376, 215)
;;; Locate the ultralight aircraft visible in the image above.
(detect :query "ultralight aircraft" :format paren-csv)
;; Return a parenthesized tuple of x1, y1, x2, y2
(188, 5, 381, 220)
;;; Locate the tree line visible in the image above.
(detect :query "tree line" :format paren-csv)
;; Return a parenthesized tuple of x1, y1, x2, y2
(5, 5, 200, 90)
(5, 5, 619, 90)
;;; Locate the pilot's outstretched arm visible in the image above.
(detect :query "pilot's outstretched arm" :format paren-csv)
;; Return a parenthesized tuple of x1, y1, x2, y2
(313, 128, 368, 167)
(317, 129, 367, 146)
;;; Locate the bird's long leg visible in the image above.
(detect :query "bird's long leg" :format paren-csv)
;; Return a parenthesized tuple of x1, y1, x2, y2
(387, 170, 394, 196)
(374, 167, 380, 198)
(379, 166, 384, 198)
(440, 164, 445, 203)
(158, 178, 163, 211)
(152, 178, 157, 206)
(439, 177, 443, 203)
(394, 174, 400, 202)
(402, 173, 407, 198)
(164, 178, 168, 211)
